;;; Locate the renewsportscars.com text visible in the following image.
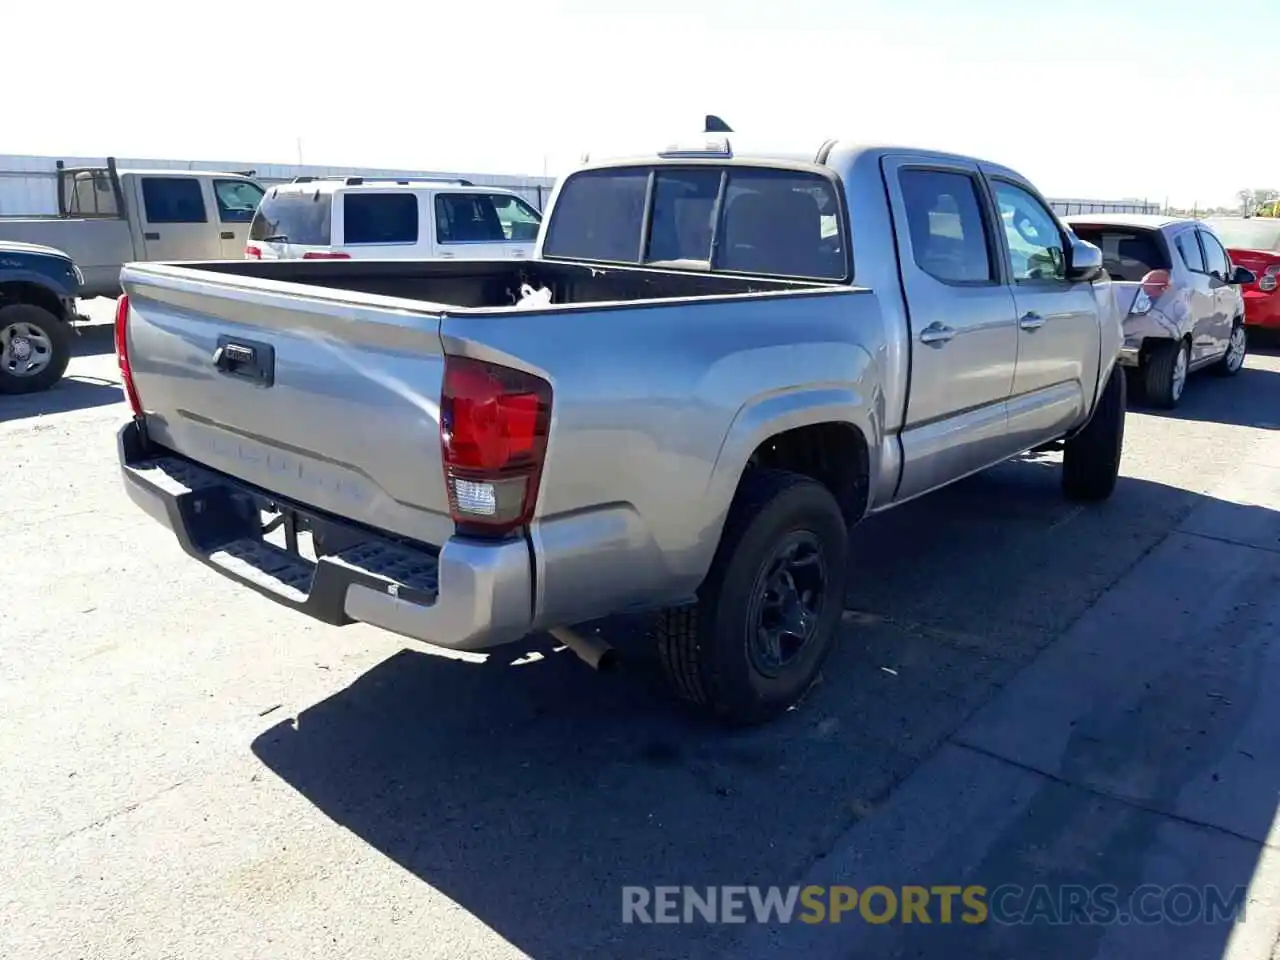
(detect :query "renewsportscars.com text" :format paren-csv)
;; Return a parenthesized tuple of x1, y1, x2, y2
(621, 884, 1248, 926)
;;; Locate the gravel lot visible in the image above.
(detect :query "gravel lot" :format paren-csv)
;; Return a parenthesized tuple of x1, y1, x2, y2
(4, 301, 1280, 959)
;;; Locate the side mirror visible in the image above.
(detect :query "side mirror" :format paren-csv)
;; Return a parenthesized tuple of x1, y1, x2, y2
(1228, 265, 1256, 285)
(1066, 236, 1104, 282)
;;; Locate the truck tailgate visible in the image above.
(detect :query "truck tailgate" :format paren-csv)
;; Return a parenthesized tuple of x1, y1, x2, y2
(120, 263, 455, 547)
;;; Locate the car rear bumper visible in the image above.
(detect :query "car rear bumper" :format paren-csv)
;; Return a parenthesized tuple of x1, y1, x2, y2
(117, 420, 533, 651)
(1243, 290, 1280, 329)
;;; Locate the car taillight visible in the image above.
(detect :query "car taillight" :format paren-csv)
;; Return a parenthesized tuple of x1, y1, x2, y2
(440, 356, 552, 535)
(1260, 264, 1280, 293)
(302, 251, 350, 259)
(1140, 269, 1170, 299)
(1129, 269, 1170, 316)
(245, 245, 262, 259)
(114, 295, 143, 417)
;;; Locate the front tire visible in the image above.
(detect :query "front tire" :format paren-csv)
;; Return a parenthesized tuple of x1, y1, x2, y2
(1142, 337, 1189, 409)
(656, 469, 848, 725)
(0, 304, 73, 395)
(1211, 321, 1247, 377)
(1062, 364, 1126, 502)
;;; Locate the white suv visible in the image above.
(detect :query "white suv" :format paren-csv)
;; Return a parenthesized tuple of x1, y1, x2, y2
(244, 176, 543, 261)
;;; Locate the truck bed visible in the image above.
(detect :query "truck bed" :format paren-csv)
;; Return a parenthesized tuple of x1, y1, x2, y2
(179, 256, 826, 308)
(119, 257, 860, 563)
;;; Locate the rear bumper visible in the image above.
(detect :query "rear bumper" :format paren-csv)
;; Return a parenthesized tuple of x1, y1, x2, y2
(1242, 290, 1280, 329)
(117, 420, 533, 651)
(1117, 307, 1184, 366)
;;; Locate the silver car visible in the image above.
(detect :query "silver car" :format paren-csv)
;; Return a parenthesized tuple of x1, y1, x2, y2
(1064, 214, 1253, 408)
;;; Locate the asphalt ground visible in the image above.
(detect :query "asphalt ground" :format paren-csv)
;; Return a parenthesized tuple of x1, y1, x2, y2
(3, 299, 1280, 959)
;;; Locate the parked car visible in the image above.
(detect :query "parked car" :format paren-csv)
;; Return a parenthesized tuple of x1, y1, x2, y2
(1064, 214, 1253, 408)
(1201, 216, 1280, 332)
(0, 159, 265, 300)
(244, 176, 543, 262)
(0, 241, 84, 393)
(113, 135, 1124, 724)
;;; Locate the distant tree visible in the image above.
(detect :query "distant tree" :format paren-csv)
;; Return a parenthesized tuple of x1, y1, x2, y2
(1236, 188, 1280, 215)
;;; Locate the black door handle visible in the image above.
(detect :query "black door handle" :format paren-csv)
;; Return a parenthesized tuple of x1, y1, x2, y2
(144, 231, 160, 240)
(220, 231, 234, 240)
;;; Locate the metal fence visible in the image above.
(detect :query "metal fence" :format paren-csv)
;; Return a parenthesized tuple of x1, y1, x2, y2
(1048, 198, 1161, 216)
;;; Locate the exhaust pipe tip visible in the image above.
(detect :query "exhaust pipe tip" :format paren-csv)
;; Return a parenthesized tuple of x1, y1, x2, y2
(549, 627, 618, 673)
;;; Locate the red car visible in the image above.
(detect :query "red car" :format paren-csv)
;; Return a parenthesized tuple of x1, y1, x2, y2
(1203, 217, 1280, 329)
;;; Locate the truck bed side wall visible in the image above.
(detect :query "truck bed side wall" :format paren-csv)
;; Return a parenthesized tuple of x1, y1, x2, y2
(439, 287, 889, 626)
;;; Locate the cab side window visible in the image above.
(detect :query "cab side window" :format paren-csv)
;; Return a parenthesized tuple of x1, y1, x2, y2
(1198, 229, 1230, 281)
(897, 169, 994, 283)
(1176, 233, 1206, 273)
(140, 177, 208, 224)
(993, 182, 1066, 282)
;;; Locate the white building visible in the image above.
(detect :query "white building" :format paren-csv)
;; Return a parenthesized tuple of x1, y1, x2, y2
(0, 153, 560, 215)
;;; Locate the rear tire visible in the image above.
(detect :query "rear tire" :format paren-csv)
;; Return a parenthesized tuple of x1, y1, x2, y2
(0, 303, 72, 395)
(656, 468, 848, 725)
(1211, 321, 1247, 377)
(1142, 338, 1189, 409)
(1062, 365, 1126, 502)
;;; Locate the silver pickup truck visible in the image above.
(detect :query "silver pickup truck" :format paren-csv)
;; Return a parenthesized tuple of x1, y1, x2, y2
(114, 134, 1124, 724)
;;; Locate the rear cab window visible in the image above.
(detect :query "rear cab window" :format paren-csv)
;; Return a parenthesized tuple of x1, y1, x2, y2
(541, 164, 848, 280)
(342, 192, 418, 245)
(1068, 225, 1172, 282)
(249, 189, 332, 245)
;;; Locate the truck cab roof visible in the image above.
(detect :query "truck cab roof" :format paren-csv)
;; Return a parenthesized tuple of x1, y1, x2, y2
(575, 135, 1032, 195)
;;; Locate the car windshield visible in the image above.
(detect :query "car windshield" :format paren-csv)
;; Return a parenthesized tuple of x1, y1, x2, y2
(1202, 218, 1280, 252)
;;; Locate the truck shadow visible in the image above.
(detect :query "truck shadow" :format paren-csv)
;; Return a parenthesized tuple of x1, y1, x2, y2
(72, 322, 117, 357)
(251, 463, 1280, 959)
(0, 375, 122, 421)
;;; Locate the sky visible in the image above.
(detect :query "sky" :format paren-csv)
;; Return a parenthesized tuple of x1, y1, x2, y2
(9, 0, 1279, 208)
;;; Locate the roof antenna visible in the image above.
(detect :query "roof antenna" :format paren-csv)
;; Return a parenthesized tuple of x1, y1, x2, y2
(704, 114, 733, 133)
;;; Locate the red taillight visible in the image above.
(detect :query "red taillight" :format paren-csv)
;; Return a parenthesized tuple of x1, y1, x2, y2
(302, 251, 351, 259)
(1140, 269, 1170, 299)
(245, 245, 262, 259)
(440, 356, 552, 535)
(114, 295, 143, 417)
(1260, 264, 1280, 293)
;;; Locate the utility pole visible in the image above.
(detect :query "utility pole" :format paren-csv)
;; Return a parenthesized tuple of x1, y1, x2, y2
(296, 137, 304, 165)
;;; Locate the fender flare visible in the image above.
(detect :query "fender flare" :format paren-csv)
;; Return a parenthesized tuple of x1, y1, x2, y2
(0, 269, 75, 315)
(698, 377, 884, 560)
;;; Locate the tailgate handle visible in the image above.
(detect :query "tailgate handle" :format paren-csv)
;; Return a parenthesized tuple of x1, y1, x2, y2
(220, 231, 235, 240)
(212, 335, 275, 387)
(144, 231, 160, 240)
